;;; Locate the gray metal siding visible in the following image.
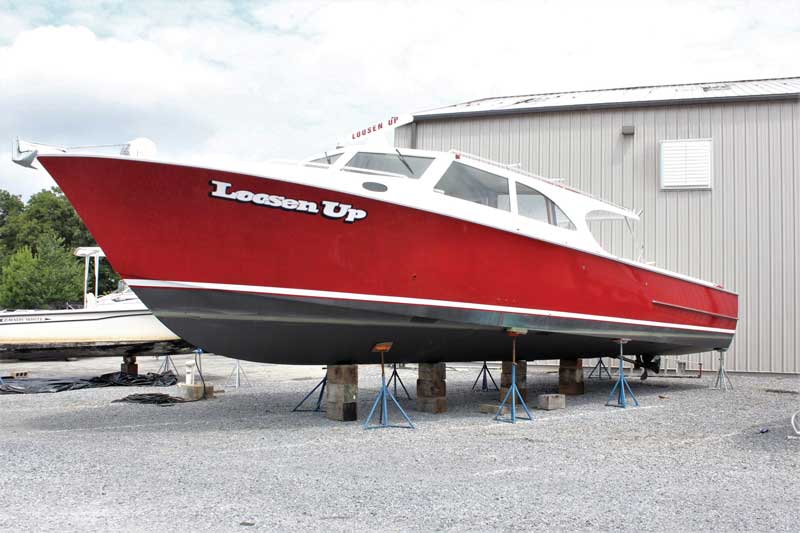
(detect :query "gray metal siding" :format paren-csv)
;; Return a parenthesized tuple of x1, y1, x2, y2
(395, 99, 799, 374)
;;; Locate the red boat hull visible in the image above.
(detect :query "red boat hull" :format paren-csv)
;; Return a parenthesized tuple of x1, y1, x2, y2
(39, 156, 738, 364)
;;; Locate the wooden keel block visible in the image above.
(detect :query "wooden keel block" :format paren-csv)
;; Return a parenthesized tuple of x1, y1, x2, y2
(559, 358, 585, 395)
(416, 379, 446, 397)
(417, 362, 446, 381)
(416, 362, 446, 414)
(325, 364, 358, 422)
(416, 397, 447, 414)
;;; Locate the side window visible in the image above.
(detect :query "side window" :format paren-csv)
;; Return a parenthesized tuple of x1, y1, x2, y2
(434, 162, 510, 211)
(516, 182, 576, 230)
(516, 183, 549, 223)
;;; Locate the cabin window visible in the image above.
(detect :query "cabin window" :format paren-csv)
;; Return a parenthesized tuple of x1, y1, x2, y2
(434, 162, 511, 211)
(344, 152, 433, 178)
(308, 154, 341, 165)
(516, 182, 576, 230)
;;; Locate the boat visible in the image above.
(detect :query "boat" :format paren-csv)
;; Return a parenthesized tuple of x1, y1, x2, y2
(0, 247, 191, 360)
(23, 143, 737, 365)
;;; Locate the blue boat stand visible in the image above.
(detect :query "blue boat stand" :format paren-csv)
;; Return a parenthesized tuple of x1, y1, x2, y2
(495, 333, 533, 423)
(364, 350, 414, 430)
(606, 339, 639, 408)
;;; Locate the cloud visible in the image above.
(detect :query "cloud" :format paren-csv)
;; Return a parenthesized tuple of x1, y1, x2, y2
(0, 0, 798, 198)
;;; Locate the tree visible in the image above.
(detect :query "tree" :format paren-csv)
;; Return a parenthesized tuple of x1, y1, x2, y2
(2, 187, 93, 253)
(0, 232, 84, 309)
(0, 246, 40, 308)
(0, 190, 24, 264)
(0, 187, 118, 295)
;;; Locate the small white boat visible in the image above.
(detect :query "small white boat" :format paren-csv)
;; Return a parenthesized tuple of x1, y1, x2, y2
(0, 247, 190, 360)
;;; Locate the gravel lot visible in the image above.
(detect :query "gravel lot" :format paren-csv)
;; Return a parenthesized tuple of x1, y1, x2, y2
(1, 354, 797, 532)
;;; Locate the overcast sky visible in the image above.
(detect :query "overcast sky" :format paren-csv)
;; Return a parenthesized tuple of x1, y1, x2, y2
(1, 0, 798, 198)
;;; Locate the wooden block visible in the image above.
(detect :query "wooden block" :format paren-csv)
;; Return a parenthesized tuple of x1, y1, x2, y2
(499, 386, 528, 402)
(416, 379, 446, 398)
(325, 401, 357, 421)
(537, 394, 566, 410)
(416, 396, 447, 414)
(559, 358, 585, 395)
(326, 364, 358, 384)
(417, 362, 446, 382)
(325, 383, 358, 404)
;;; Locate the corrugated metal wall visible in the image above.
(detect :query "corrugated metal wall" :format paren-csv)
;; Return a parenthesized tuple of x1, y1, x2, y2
(396, 99, 799, 373)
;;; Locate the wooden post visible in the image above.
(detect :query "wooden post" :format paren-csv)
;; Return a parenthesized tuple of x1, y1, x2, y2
(325, 364, 358, 421)
(559, 359, 585, 395)
(416, 362, 446, 413)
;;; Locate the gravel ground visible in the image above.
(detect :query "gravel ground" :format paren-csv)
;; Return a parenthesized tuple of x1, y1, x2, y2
(0, 355, 797, 532)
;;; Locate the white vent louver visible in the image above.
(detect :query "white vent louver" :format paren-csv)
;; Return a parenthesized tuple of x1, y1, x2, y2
(660, 138, 713, 190)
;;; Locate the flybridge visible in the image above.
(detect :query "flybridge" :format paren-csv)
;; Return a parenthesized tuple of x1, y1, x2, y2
(209, 180, 368, 223)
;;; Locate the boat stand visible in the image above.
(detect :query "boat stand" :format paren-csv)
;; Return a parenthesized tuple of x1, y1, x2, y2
(587, 357, 612, 379)
(156, 354, 179, 376)
(364, 343, 414, 430)
(226, 359, 251, 388)
(386, 363, 412, 399)
(606, 339, 639, 408)
(495, 329, 533, 424)
(472, 361, 499, 392)
(292, 375, 327, 412)
(711, 349, 733, 391)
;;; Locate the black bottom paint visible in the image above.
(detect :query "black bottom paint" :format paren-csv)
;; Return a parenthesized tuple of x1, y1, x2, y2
(136, 287, 734, 365)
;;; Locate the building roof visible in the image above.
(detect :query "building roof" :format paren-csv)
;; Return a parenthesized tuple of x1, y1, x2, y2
(415, 77, 800, 121)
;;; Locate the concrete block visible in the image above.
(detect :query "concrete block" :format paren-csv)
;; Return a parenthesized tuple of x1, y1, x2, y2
(416, 379, 446, 397)
(537, 394, 566, 410)
(416, 397, 447, 414)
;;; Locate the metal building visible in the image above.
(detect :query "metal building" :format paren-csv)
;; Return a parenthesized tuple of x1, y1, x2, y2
(395, 77, 799, 374)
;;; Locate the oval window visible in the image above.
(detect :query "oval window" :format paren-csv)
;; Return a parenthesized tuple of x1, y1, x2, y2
(362, 182, 388, 192)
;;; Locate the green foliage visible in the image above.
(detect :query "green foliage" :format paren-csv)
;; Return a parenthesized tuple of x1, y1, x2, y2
(0, 187, 119, 307)
(0, 232, 85, 309)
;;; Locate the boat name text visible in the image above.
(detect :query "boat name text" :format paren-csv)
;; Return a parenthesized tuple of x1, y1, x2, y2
(209, 180, 367, 223)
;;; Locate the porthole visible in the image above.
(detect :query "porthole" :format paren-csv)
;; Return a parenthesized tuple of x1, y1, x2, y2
(362, 181, 388, 192)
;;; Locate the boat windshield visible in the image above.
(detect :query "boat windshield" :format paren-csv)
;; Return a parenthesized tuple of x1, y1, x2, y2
(343, 151, 433, 178)
(308, 153, 342, 166)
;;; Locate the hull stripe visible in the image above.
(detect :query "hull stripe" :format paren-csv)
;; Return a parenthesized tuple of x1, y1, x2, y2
(127, 278, 738, 335)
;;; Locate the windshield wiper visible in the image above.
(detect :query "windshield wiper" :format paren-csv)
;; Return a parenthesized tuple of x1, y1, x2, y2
(324, 151, 332, 164)
(395, 148, 414, 176)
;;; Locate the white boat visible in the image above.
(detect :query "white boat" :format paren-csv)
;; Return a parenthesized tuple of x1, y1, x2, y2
(0, 247, 190, 360)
